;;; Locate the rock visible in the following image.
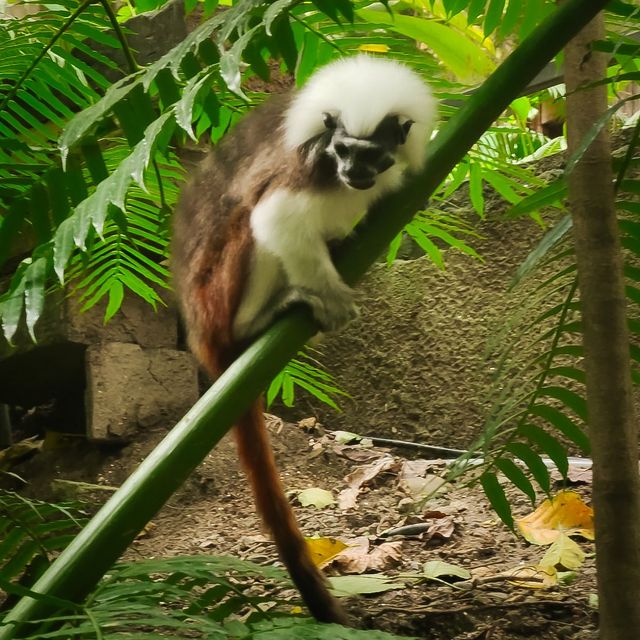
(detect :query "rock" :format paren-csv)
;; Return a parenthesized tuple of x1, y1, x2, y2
(0, 288, 177, 407)
(85, 342, 198, 442)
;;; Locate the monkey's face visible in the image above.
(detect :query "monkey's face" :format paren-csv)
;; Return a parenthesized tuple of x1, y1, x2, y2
(323, 113, 412, 191)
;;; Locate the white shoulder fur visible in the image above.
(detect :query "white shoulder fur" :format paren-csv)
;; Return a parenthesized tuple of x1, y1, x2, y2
(283, 55, 436, 172)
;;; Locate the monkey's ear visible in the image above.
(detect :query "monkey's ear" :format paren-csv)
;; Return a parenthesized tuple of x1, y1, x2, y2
(398, 119, 414, 145)
(323, 112, 338, 130)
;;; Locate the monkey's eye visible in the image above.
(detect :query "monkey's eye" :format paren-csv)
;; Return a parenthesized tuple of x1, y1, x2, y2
(360, 147, 384, 164)
(333, 142, 348, 158)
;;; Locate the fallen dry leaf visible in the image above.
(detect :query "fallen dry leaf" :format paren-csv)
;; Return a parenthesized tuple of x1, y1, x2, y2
(332, 536, 403, 573)
(339, 448, 384, 463)
(397, 459, 446, 501)
(427, 516, 455, 540)
(297, 416, 319, 431)
(265, 414, 284, 434)
(517, 490, 594, 545)
(333, 430, 362, 444)
(337, 454, 395, 510)
(337, 486, 360, 511)
(566, 464, 593, 485)
(504, 564, 558, 589)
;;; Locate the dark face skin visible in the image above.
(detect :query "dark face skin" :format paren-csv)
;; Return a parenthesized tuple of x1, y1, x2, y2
(323, 113, 413, 190)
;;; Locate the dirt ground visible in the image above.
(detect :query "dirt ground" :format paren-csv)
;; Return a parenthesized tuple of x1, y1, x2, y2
(8, 409, 598, 640)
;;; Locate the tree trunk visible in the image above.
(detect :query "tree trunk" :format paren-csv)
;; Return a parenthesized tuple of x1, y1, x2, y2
(565, 13, 640, 640)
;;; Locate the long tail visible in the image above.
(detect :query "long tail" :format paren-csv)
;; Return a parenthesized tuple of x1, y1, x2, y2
(195, 332, 347, 623)
(234, 402, 349, 624)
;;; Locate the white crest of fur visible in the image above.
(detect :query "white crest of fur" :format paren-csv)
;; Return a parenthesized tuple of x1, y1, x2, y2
(284, 55, 436, 172)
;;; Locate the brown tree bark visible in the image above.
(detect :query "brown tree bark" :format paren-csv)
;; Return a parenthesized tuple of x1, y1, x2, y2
(565, 13, 640, 640)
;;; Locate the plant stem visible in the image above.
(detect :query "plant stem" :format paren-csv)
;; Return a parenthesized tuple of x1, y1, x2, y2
(566, 13, 640, 640)
(98, 0, 139, 74)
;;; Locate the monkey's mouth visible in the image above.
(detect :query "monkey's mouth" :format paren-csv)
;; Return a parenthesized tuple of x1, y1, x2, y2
(345, 177, 375, 190)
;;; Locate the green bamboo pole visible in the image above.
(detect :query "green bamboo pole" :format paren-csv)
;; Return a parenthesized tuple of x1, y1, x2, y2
(0, 0, 610, 637)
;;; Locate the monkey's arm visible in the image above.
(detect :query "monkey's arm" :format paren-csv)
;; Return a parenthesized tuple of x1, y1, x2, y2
(249, 189, 359, 332)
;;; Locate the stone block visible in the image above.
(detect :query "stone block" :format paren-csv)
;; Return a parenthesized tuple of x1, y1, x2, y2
(0, 287, 178, 407)
(85, 342, 198, 442)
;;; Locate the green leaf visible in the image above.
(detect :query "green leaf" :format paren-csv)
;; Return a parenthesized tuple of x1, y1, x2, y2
(58, 72, 144, 167)
(175, 69, 218, 140)
(220, 25, 262, 96)
(537, 387, 588, 422)
(467, 0, 487, 23)
(53, 217, 75, 283)
(386, 232, 403, 264)
(506, 442, 551, 493)
(105, 280, 124, 323)
(505, 177, 567, 218)
(264, 0, 297, 35)
(68, 112, 174, 255)
(24, 256, 47, 341)
(266, 372, 284, 407)
(484, 0, 506, 36)
(495, 457, 537, 503)
(565, 94, 640, 176)
(356, 9, 494, 83)
(405, 223, 445, 269)
(530, 403, 590, 454)
(270, 14, 298, 73)
(1, 263, 28, 341)
(469, 162, 484, 216)
(328, 574, 406, 596)
(498, 0, 523, 41)
(521, 424, 569, 478)
(480, 472, 514, 530)
(297, 488, 335, 509)
(483, 169, 521, 204)
(511, 215, 572, 287)
(422, 560, 470, 581)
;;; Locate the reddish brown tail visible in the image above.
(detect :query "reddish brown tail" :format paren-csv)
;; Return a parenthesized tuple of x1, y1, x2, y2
(195, 326, 347, 624)
(234, 403, 348, 624)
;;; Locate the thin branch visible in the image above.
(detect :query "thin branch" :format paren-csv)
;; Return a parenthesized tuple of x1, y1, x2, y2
(98, 0, 138, 74)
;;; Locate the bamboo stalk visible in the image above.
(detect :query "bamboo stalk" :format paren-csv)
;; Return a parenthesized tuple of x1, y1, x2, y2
(0, 0, 611, 636)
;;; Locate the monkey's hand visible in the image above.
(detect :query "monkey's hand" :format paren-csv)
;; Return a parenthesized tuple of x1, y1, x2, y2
(283, 282, 359, 332)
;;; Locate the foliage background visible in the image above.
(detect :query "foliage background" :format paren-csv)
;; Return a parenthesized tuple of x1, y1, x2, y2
(0, 0, 638, 635)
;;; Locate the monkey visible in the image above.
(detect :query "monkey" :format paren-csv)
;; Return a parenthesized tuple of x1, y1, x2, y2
(172, 55, 436, 625)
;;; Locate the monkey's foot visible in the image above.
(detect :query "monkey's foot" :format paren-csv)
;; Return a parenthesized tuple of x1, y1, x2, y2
(283, 285, 359, 332)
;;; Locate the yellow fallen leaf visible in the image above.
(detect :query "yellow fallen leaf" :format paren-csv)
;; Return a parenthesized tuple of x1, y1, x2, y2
(540, 532, 585, 571)
(305, 537, 348, 568)
(517, 491, 594, 545)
